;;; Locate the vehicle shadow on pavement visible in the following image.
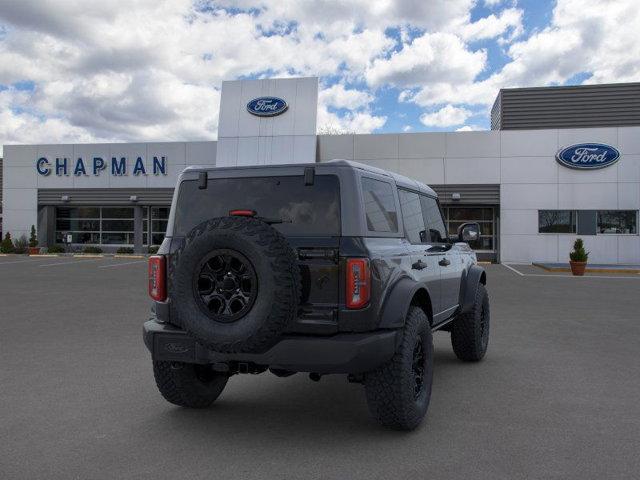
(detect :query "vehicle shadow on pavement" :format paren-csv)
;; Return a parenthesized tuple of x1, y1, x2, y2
(143, 348, 467, 438)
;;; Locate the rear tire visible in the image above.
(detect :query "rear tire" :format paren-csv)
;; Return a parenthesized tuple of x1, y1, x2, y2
(451, 283, 490, 362)
(364, 307, 433, 431)
(153, 361, 228, 408)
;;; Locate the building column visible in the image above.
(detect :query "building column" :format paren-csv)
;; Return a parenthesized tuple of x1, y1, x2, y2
(133, 206, 144, 254)
(37, 206, 56, 247)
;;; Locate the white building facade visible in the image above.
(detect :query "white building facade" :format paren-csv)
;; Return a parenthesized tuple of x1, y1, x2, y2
(2, 77, 639, 264)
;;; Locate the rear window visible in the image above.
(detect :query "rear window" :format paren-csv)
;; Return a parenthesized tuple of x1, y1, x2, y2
(173, 175, 340, 237)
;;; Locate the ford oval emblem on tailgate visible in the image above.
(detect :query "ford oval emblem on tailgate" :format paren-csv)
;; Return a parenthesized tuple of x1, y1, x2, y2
(556, 143, 620, 170)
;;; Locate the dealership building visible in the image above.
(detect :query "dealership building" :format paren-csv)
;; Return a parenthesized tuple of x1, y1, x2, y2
(1, 78, 639, 264)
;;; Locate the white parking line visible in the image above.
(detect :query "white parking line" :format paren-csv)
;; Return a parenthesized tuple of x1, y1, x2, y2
(98, 260, 146, 269)
(502, 263, 640, 280)
(38, 258, 103, 267)
(502, 263, 524, 276)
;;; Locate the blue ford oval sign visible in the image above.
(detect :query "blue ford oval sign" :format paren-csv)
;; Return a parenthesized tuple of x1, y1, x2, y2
(556, 143, 620, 170)
(247, 97, 288, 117)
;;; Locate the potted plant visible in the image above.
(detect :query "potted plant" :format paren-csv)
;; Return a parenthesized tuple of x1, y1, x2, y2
(1, 232, 15, 254)
(28, 225, 40, 255)
(569, 238, 589, 276)
(13, 235, 29, 254)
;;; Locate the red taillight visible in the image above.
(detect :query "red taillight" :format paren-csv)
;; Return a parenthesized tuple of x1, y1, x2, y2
(346, 258, 370, 309)
(229, 209, 256, 217)
(148, 255, 166, 301)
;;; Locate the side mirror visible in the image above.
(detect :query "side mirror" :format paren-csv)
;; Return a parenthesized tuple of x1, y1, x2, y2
(457, 222, 480, 243)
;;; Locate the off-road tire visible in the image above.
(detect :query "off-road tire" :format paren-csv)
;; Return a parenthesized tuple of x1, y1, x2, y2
(171, 217, 301, 353)
(451, 283, 490, 362)
(153, 361, 228, 408)
(364, 307, 433, 431)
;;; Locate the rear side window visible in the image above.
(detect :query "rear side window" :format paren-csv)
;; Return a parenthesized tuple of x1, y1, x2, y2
(398, 190, 426, 244)
(361, 177, 398, 233)
(173, 175, 340, 237)
(420, 195, 447, 243)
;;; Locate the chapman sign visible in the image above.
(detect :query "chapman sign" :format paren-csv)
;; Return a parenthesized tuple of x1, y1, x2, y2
(556, 143, 620, 170)
(36, 156, 167, 177)
(246, 97, 288, 117)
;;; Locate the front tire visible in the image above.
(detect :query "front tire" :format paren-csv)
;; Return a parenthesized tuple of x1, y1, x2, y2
(153, 361, 228, 408)
(364, 307, 433, 430)
(451, 283, 490, 362)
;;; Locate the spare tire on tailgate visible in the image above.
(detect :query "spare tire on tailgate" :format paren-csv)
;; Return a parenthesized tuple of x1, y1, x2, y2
(171, 216, 301, 353)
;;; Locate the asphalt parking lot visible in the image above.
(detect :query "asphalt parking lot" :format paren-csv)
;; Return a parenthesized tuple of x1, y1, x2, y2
(1, 256, 640, 479)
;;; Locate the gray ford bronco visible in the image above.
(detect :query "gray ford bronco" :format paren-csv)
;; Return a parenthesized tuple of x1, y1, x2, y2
(143, 160, 490, 430)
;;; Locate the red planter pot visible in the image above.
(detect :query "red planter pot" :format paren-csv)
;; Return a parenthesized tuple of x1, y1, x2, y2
(28, 247, 41, 255)
(569, 261, 587, 276)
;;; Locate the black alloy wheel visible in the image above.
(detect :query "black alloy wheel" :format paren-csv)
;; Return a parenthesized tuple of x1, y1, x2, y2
(412, 339, 426, 399)
(193, 249, 258, 322)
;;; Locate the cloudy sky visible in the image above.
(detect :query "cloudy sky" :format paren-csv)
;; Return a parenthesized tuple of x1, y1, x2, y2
(0, 0, 638, 152)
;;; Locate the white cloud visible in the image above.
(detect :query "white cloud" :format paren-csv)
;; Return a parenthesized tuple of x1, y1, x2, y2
(319, 84, 373, 110)
(456, 125, 484, 132)
(404, 0, 640, 111)
(317, 106, 386, 134)
(459, 7, 523, 42)
(366, 32, 486, 88)
(420, 105, 472, 127)
(0, 0, 638, 147)
(402, 125, 413, 132)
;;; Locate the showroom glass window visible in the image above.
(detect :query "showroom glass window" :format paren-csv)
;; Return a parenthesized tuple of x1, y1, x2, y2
(538, 210, 577, 233)
(143, 207, 170, 245)
(361, 177, 398, 233)
(597, 210, 638, 234)
(55, 207, 100, 244)
(55, 207, 134, 245)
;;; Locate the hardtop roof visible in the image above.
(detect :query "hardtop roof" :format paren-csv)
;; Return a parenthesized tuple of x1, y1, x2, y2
(183, 159, 437, 197)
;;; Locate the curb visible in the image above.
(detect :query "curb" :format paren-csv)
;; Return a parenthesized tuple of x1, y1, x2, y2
(114, 254, 146, 259)
(533, 263, 640, 275)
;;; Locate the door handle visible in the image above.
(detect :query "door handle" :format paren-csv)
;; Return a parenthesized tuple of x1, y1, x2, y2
(439, 258, 451, 267)
(412, 260, 427, 270)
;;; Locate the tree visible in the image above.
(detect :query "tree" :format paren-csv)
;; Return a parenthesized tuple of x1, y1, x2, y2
(29, 225, 38, 248)
(1, 232, 15, 253)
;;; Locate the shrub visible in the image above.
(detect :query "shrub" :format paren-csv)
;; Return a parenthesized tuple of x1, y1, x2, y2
(116, 247, 135, 254)
(569, 238, 589, 262)
(47, 245, 65, 254)
(29, 225, 38, 248)
(148, 245, 159, 254)
(14, 235, 29, 254)
(83, 246, 103, 254)
(1, 233, 15, 253)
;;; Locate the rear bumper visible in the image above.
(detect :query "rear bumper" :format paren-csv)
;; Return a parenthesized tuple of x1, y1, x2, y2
(143, 319, 399, 374)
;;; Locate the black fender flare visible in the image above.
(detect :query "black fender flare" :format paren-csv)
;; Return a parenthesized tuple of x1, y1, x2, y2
(459, 264, 487, 314)
(378, 277, 433, 329)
